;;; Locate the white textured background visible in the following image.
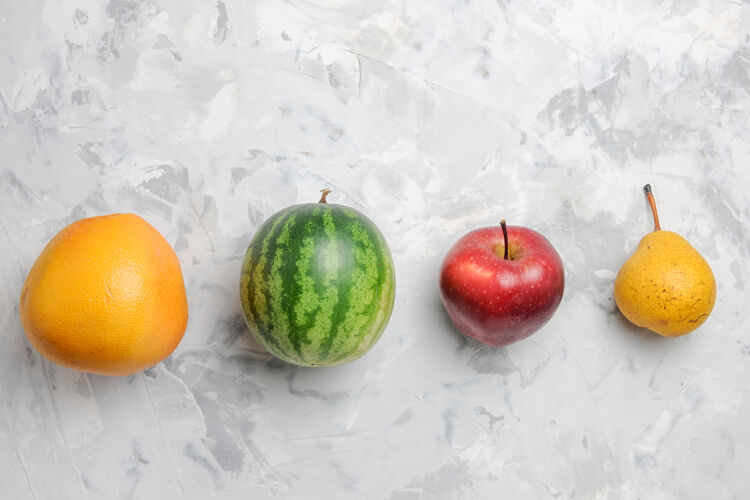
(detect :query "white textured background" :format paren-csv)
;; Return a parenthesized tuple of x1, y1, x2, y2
(2, 1, 750, 499)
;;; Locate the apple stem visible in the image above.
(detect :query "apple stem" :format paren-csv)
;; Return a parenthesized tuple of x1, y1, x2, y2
(643, 184, 661, 231)
(500, 219, 509, 260)
(319, 188, 332, 204)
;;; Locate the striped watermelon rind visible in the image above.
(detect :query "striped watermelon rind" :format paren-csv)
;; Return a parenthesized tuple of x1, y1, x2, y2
(240, 200, 395, 367)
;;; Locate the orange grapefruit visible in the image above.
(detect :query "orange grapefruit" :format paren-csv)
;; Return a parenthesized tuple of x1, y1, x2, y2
(19, 213, 188, 376)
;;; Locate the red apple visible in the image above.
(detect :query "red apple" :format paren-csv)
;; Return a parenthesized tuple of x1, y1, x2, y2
(439, 221, 565, 347)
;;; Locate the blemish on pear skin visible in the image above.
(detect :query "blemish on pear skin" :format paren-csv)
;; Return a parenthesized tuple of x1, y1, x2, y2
(689, 314, 708, 324)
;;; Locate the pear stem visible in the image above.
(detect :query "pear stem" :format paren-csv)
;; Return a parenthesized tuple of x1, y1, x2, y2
(318, 188, 332, 204)
(643, 184, 661, 231)
(500, 219, 509, 260)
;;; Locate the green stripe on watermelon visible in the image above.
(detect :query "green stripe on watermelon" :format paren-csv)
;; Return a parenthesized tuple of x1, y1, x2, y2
(240, 195, 395, 367)
(241, 209, 293, 356)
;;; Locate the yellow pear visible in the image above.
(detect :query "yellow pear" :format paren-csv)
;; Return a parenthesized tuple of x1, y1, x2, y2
(614, 185, 716, 337)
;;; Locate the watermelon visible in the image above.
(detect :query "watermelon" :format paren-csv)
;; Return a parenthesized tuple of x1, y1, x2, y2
(240, 191, 396, 367)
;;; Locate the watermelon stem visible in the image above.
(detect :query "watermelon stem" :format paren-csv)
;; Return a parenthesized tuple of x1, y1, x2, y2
(319, 189, 332, 204)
